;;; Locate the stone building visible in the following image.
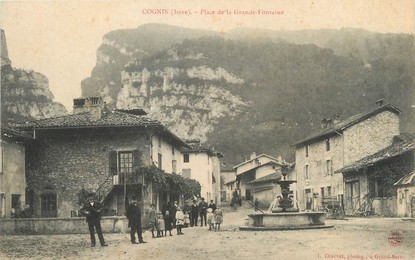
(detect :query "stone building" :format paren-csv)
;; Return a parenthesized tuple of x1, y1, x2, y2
(294, 100, 401, 212)
(337, 133, 414, 216)
(22, 97, 206, 221)
(394, 170, 415, 217)
(234, 153, 284, 201)
(0, 125, 31, 218)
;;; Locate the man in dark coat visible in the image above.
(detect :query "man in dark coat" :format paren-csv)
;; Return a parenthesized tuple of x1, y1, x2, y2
(208, 200, 216, 213)
(126, 196, 146, 244)
(190, 199, 199, 227)
(199, 197, 208, 226)
(80, 193, 108, 247)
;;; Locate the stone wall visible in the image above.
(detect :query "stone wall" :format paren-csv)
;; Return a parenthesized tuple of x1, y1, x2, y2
(343, 110, 399, 165)
(0, 216, 128, 235)
(26, 128, 152, 218)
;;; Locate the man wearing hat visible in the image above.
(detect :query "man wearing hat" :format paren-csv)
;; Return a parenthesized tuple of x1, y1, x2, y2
(198, 197, 208, 227)
(190, 199, 199, 227)
(126, 196, 146, 244)
(80, 193, 108, 247)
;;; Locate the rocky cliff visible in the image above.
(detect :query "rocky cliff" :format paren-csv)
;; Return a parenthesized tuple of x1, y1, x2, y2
(82, 24, 414, 164)
(1, 29, 67, 123)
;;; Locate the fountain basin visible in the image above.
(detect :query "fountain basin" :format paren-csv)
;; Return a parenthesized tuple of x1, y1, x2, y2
(239, 212, 333, 231)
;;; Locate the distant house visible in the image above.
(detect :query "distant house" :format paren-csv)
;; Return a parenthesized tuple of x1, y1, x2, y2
(220, 168, 236, 202)
(0, 124, 31, 218)
(180, 140, 223, 204)
(294, 100, 401, 212)
(234, 153, 283, 201)
(22, 97, 206, 221)
(337, 133, 414, 216)
(394, 171, 415, 217)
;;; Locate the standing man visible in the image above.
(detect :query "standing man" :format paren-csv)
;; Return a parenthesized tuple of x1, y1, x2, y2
(170, 201, 178, 228)
(190, 199, 199, 227)
(81, 193, 108, 247)
(199, 197, 208, 227)
(208, 199, 216, 213)
(126, 196, 146, 244)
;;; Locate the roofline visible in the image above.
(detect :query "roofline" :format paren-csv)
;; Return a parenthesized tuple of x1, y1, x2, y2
(236, 161, 280, 176)
(293, 104, 401, 147)
(336, 147, 414, 174)
(233, 154, 279, 169)
(29, 124, 189, 148)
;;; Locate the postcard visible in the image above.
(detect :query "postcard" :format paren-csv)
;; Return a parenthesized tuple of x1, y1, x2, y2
(0, 1, 414, 259)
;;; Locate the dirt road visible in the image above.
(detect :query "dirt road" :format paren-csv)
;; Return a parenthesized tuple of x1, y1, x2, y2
(1, 204, 413, 260)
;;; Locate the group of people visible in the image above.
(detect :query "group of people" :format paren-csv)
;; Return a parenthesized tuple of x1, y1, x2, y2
(81, 194, 224, 247)
(190, 197, 223, 230)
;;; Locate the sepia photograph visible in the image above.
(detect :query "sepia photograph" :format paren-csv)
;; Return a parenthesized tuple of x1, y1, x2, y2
(0, 0, 414, 259)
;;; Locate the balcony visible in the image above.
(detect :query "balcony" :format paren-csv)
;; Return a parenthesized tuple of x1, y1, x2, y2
(113, 171, 144, 185)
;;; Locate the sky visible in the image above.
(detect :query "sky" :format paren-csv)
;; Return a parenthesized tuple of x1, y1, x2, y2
(1, 0, 414, 111)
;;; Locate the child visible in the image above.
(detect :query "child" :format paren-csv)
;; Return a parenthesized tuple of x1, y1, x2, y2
(184, 211, 190, 228)
(164, 210, 173, 236)
(207, 208, 215, 231)
(214, 206, 223, 231)
(157, 212, 165, 237)
(175, 206, 184, 235)
(149, 204, 158, 238)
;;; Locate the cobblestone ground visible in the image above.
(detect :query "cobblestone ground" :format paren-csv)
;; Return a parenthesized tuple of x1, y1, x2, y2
(1, 204, 414, 260)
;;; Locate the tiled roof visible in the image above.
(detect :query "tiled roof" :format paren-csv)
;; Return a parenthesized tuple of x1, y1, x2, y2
(336, 133, 415, 174)
(233, 154, 280, 169)
(294, 104, 401, 147)
(249, 172, 281, 184)
(236, 161, 280, 176)
(20, 110, 189, 147)
(394, 171, 415, 186)
(181, 144, 223, 157)
(1, 124, 32, 140)
(23, 110, 160, 129)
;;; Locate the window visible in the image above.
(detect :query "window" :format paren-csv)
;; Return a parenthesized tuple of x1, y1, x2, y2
(172, 160, 177, 174)
(158, 153, 163, 170)
(327, 186, 332, 196)
(325, 139, 331, 151)
(305, 145, 309, 157)
(172, 146, 175, 155)
(305, 165, 309, 179)
(41, 193, 57, 218)
(183, 153, 189, 163)
(182, 169, 191, 178)
(119, 152, 133, 174)
(326, 160, 333, 175)
(158, 136, 162, 147)
(11, 194, 21, 211)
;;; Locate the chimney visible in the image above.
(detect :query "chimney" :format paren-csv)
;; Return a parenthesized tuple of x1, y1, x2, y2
(73, 97, 103, 121)
(333, 113, 341, 124)
(320, 118, 328, 129)
(375, 99, 384, 107)
(250, 152, 257, 160)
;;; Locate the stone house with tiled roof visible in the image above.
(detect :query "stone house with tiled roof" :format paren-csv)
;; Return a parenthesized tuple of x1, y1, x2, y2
(293, 100, 401, 212)
(394, 170, 415, 217)
(233, 153, 285, 201)
(336, 133, 414, 216)
(21, 97, 210, 221)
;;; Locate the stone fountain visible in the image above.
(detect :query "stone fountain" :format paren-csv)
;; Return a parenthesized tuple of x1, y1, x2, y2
(240, 164, 333, 230)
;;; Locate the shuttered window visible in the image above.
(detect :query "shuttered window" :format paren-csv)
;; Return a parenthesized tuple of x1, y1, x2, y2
(109, 150, 141, 175)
